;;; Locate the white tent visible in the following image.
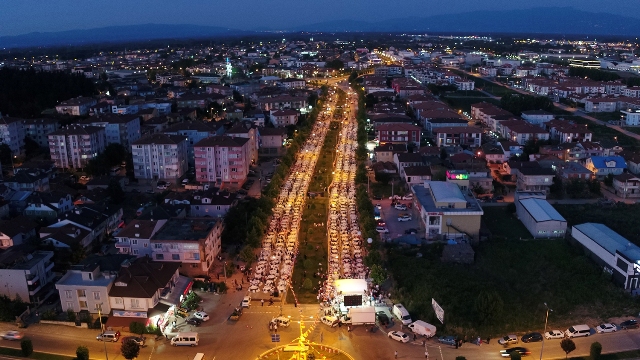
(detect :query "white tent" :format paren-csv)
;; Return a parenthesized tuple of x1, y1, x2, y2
(334, 279, 367, 296)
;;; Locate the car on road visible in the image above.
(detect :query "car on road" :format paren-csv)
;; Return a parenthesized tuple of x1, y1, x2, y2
(544, 330, 565, 339)
(394, 204, 407, 211)
(500, 347, 531, 358)
(397, 214, 412, 222)
(182, 179, 189, 185)
(376, 311, 390, 325)
(376, 219, 386, 227)
(521, 332, 542, 343)
(321, 316, 339, 327)
(404, 228, 418, 234)
(185, 318, 203, 326)
(388, 331, 410, 343)
(376, 204, 382, 210)
(193, 311, 210, 321)
(498, 334, 518, 345)
(375, 226, 389, 233)
(402, 194, 413, 200)
(121, 336, 145, 346)
(0, 330, 24, 340)
(438, 336, 456, 346)
(242, 296, 251, 308)
(96, 330, 120, 342)
(389, 195, 401, 200)
(596, 323, 617, 333)
(620, 319, 639, 329)
(270, 316, 291, 327)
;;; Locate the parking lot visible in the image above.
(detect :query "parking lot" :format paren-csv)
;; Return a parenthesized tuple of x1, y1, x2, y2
(373, 196, 423, 240)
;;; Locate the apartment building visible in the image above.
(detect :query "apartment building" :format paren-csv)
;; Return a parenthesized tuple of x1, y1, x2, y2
(163, 121, 220, 165)
(131, 134, 188, 182)
(150, 218, 223, 276)
(48, 125, 106, 169)
(193, 136, 250, 184)
(115, 219, 168, 257)
(225, 122, 259, 165)
(0, 251, 54, 303)
(269, 109, 299, 127)
(376, 123, 421, 147)
(55, 263, 116, 314)
(433, 127, 482, 148)
(521, 110, 554, 126)
(622, 109, 640, 126)
(81, 114, 141, 149)
(546, 120, 593, 143)
(258, 127, 287, 155)
(0, 116, 25, 155)
(55, 97, 97, 116)
(23, 118, 59, 148)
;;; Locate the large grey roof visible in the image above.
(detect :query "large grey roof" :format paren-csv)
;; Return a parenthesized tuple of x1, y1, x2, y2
(519, 198, 566, 222)
(573, 223, 640, 261)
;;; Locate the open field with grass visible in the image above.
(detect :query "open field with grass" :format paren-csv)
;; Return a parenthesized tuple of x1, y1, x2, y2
(387, 206, 640, 338)
(555, 203, 640, 247)
(560, 115, 639, 147)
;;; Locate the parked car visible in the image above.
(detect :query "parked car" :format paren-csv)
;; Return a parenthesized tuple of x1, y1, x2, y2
(193, 311, 210, 321)
(373, 195, 382, 200)
(182, 179, 189, 185)
(121, 336, 145, 346)
(397, 214, 412, 222)
(376, 204, 382, 210)
(500, 347, 531, 358)
(596, 323, 617, 333)
(388, 331, 410, 343)
(394, 204, 407, 211)
(389, 195, 401, 200)
(375, 226, 389, 233)
(402, 194, 413, 200)
(96, 330, 120, 342)
(620, 319, 639, 329)
(438, 336, 456, 346)
(242, 296, 251, 308)
(321, 316, 339, 327)
(544, 330, 565, 339)
(376, 311, 390, 325)
(376, 220, 386, 227)
(185, 318, 203, 326)
(0, 330, 23, 340)
(521, 332, 543, 343)
(270, 316, 291, 328)
(498, 334, 518, 345)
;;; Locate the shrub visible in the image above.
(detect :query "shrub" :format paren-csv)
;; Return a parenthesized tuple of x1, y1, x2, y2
(76, 346, 89, 360)
(129, 321, 145, 336)
(21, 339, 33, 357)
(302, 278, 313, 290)
(66, 309, 77, 322)
(120, 339, 140, 360)
(590, 341, 602, 360)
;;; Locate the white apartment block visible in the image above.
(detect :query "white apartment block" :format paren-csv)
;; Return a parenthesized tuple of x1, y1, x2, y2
(131, 133, 188, 181)
(56, 263, 115, 314)
(55, 97, 97, 116)
(269, 109, 299, 127)
(82, 114, 141, 149)
(48, 125, 106, 169)
(23, 118, 59, 148)
(0, 116, 25, 155)
(194, 136, 251, 184)
(623, 109, 640, 126)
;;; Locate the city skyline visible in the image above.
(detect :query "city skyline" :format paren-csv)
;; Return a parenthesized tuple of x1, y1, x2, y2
(2, 0, 640, 36)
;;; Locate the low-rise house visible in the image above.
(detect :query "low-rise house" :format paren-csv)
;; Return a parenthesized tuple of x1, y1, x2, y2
(40, 223, 92, 249)
(374, 143, 407, 163)
(516, 166, 556, 194)
(150, 218, 223, 276)
(571, 223, 640, 293)
(258, 127, 287, 155)
(424, 118, 469, 135)
(479, 143, 506, 164)
(55, 97, 97, 116)
(189, 190, 238, 218)
(612, 173, 640, 199)
(0, 250, 54, 302)
(402, 166, 432, 186)
(619, 151, 640, 175)
(413, 181, 483, 241)
(500, 120, 550, 145)
(394, 153, 424, 177)
(114, 219, 167, 257)
(622, 109, 640, 126)
(515, 191, 567, 238)
(3, 170, 50, 192)
(558, 162, 594, 181)
(546, 120, 593, 143)
(521, 110, 555, 126)
(23, 192, 74, 222)
(433, 127, 482, 148)
(376, 123, 421, 147)
(56, 263, 116, 314)
(585, 98, 618, 113)
(269, 109, 299, 127)
(585, 156, 627, 178)
(0, 216, 38, 249)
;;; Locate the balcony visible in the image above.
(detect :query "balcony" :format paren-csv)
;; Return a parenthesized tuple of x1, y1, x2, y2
(26, 274, 40, 286)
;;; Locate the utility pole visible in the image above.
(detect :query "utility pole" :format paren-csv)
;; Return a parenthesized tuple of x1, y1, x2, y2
(98, 303, 108, 360)
(539, 303, 553, 360)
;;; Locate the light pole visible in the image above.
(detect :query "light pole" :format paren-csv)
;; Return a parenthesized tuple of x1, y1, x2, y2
(540, 302, 553, 360)
(97, 303, 108, 360)
(223, 261, 227, 284)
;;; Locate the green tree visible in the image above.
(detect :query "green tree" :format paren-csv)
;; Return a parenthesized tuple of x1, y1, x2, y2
(590, 341, 602, 360)
(370, 264, 387, 285)
(374, 172, 392, 185)
(24, 136, 41, 159)
(129, 321, 145, 336)
(239, 245, 255, 265)
(302, 278, 313, 290)
(21, 339, 33, 357)
(121, 339, 140, 360)
(588, 179, 601, 194)
(474, 291, 504, 324)
(604, 174, 614, 187)
(107, 179, 125, 204)
(76, 346, 90, 360)
(560, 338, 576, 359)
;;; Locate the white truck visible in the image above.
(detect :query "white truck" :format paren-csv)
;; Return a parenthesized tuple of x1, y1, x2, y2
(344, 306, 376, 325)
(408, 320, 437, 338)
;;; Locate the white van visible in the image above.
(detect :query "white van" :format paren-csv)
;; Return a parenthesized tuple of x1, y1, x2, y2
(565, 325, 591, 338)
(393, 304, 412, 325)
(171, 332, 199, 346)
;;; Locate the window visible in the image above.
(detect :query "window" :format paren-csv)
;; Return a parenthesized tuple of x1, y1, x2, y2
(155, 254, 164, 260)
(131, 299, 140, 308)
(77, 289, 86, 298)
(132, 239, 138, 245)
(193, 253, 200, 260)
(154, 243, 162, 249)
(79, 300, 88, 308)
(172, 254, 180, 260)
(133, 249, 139, 255)
(66, 302, 73, 310)
(65, 290, 72, 299)
(93, 292, 100, 300)
(115, 298, 123, 304)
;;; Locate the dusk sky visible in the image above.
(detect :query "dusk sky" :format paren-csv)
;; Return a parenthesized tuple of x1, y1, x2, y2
(1, 0, 640, 36)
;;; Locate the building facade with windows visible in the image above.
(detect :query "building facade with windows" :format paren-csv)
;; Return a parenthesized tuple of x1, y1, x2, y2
(47, 125, 106, 169)
(55, 263, 115, 314)
(0, 251, 54, 303)
(131, 134, 188, 182)
(23, 118, 59, 148)
(0, 116, 26, 155)
(193, 136, 250, 185)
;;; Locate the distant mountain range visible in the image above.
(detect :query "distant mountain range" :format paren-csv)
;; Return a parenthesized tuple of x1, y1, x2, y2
(0, 24, 248, 49)
(282, 7, 640, 36)
(0, 8, 638, 49)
